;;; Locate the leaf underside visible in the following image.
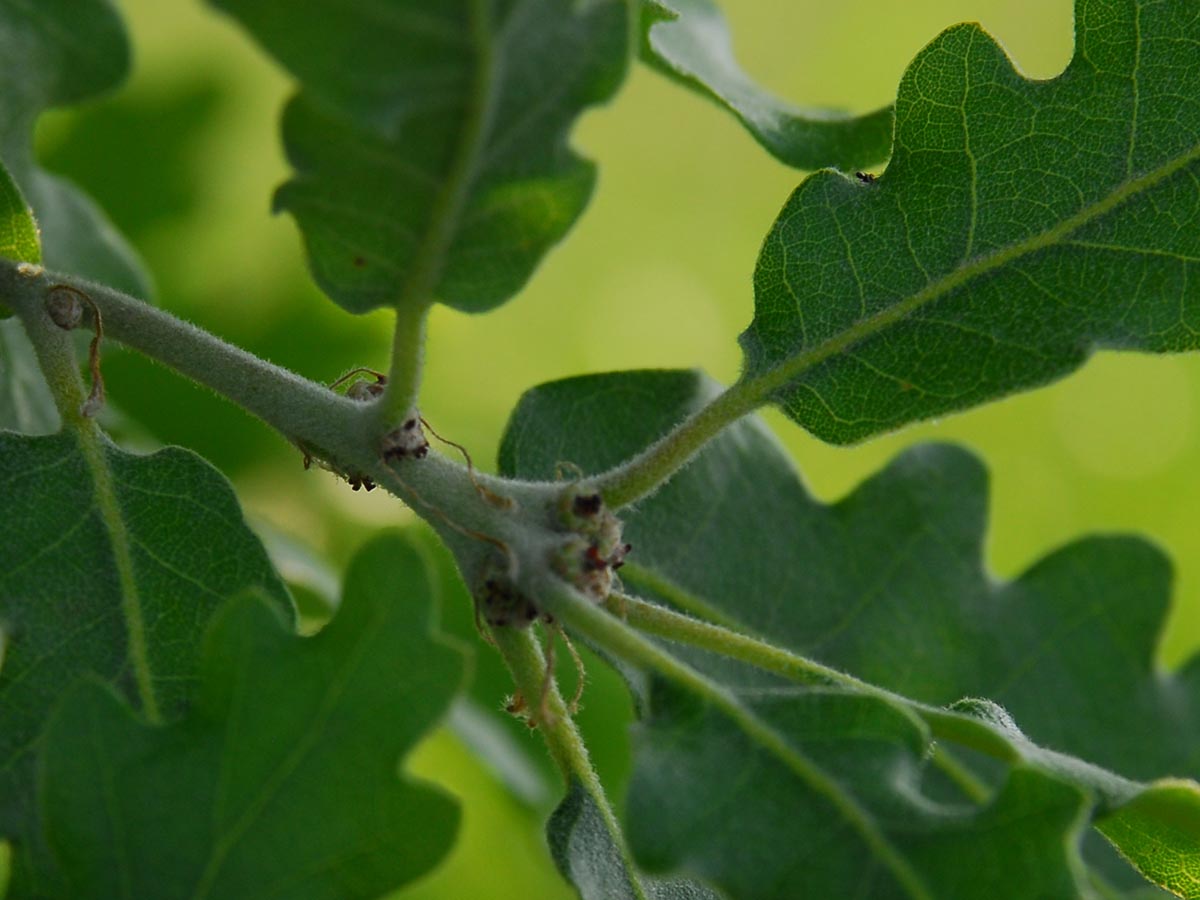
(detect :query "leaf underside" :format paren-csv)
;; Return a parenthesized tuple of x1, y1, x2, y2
(641, 0, 894, 171)
(548, 779, 720, 900)
(743, 0, 1200, 444)
(0, 432, 291, 897)
(501, 368, 1200, 898)
(37, 531, 465, 900)
(209, 0, 631, 315)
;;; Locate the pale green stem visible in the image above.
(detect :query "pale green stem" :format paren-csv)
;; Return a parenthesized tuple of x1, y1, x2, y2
(623, 605, 1141, 818)
(543, 579, 935, 900)
(489, 625, 594, 787)
(603, 590, 1020, 764)
(605, 589, 852, 687)
(2, 262, 766, 544)
(594, 378, 762, 509)
(597, 128, 1200, 511)
(12, 285, 91, 431)
(374, 0, 493, 427)
(489, 625, 651, 900)
(377, 300, 429, 428)
(0, 266, 365, 453)
(8, 277, 162, 723)
(0, 263, 550, 590)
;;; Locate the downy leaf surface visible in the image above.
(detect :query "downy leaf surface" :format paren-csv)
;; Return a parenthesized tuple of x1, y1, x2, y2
(742, 0, 1200, 444)
(0, 432, 290, 896)
(501, 369, 1200, 898)
(641, 0, 893, 171)
(547, 779, 720, 900)
(210, 0, 631, 315)
(37, 531, 465, 900)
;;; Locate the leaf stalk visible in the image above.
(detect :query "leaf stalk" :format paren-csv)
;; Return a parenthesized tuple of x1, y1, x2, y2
(377, 300, 429, 428)
(488, 624, 653, 900)
(593, 377, 762, 508)
(541, 577, 934, 900)
(6, 271, 162, 723)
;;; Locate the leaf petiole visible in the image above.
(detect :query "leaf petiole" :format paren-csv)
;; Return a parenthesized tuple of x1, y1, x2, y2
(541, 576, 936, 898)
(376, 300, 429, 429)
(488, 624, 653, 900)
(593, 376, 762, 508)
(8, 274, 163, 723)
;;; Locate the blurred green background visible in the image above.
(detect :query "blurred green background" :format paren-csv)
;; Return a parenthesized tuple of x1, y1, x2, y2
(33, 1, 1200, 897)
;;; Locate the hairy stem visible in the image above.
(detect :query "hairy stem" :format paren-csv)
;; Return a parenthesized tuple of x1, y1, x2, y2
(0, 263, 555, 584)
(489, 625, 650, 900)
(604, 589, 849, 686)
(542, 578, 935, 900)
(593, 378, 762, 508)
(1, 263, 766, 551)
(375, 0, 494, 429)
(13, 286, 91, 431)
(9, 275, 162, 722)
(603, 590, 1020, 764)
(377, 300, 429, 428)
(489, 625, 593, 785)
(1, 266, 365, 453)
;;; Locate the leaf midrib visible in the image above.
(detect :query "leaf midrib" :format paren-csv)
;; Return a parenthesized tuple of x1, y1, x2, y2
(744, 139, 1200, 400)
(190, 605, 383, 900)
(709, 687, 936, 899)
(559, 588, 935, 899)
(394, 0, 501, 309)
(75, 429, 161, 723)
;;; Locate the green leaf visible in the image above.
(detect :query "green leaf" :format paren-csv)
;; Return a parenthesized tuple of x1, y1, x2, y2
(641, 0, 893, 171)
(0, 157, 38, 266)
(0, 432, 290, 896)
(38, 531, 465, 900)
(548, 780, 720, 900)
(741, 0, 1200, 444)
(500, 369, 1200, 896)
(630, 683, 1095, 899)
(1100, 781, 1200, 899)
(209, 0, 631, 315)
(0, 0, 149, 297)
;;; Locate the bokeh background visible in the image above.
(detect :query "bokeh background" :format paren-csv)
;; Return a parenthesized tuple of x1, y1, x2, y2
(34, 1, 1200, 897)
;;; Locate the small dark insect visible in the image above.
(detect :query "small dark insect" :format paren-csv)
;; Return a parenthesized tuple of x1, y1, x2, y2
(348, 474, 376, 492)
(352, 256, 367, 268)
(855, 171, 877, 184)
